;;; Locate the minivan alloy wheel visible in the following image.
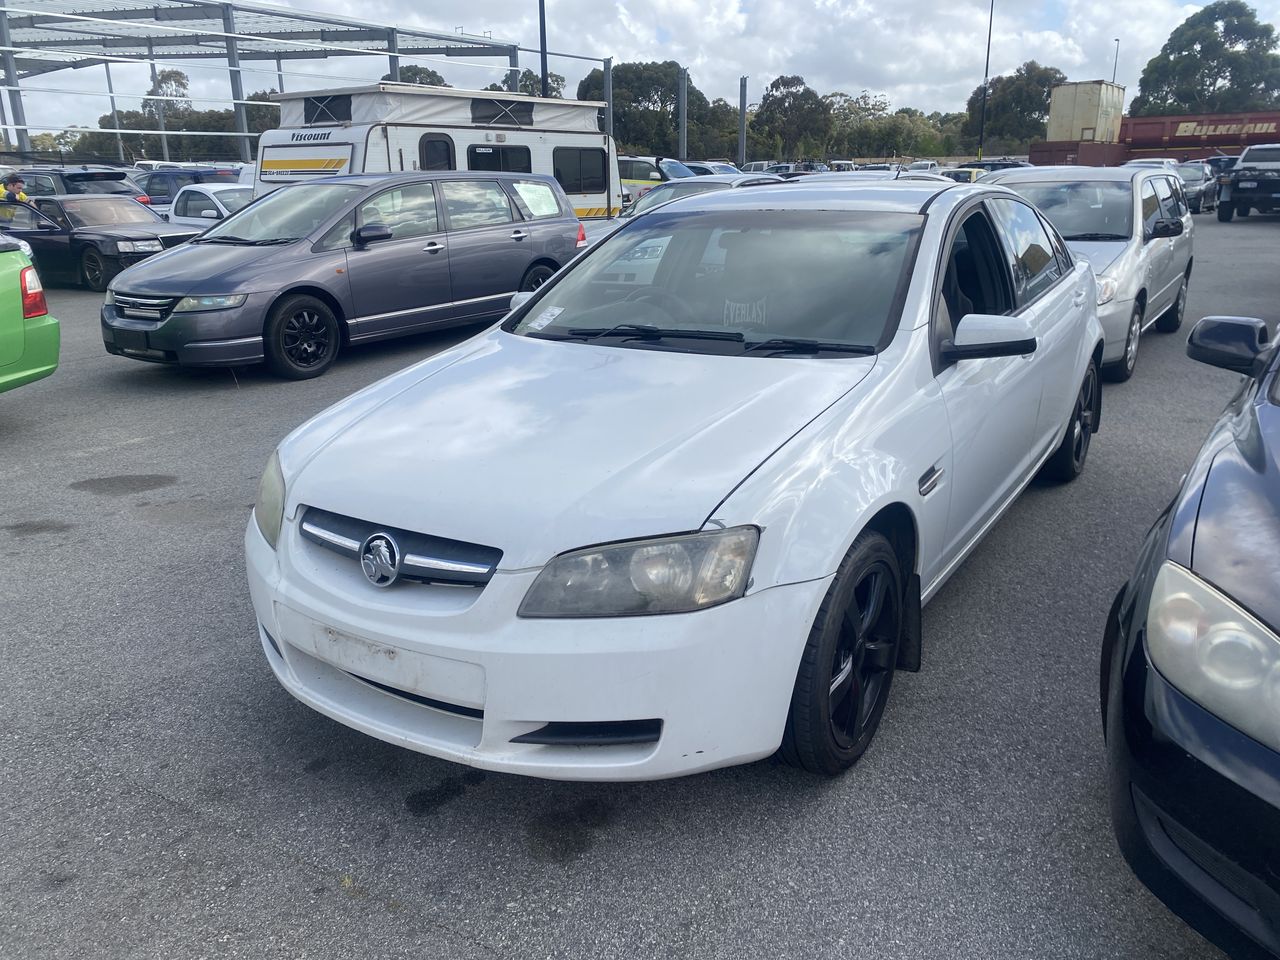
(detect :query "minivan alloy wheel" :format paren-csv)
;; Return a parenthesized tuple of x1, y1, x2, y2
(283, 310, 331, 367)
(264, 293, 340, 380)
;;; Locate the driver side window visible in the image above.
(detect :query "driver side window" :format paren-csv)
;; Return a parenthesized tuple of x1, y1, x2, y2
(935, 210, 1014, 350)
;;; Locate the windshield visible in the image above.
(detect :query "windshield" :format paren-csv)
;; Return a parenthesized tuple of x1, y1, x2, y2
(659, 159, 696, 180)
(1242, 147, 1280, 165)
(627, 181, 729, 217)
(200, 182, 363, 242)
(201, 172, 240, 183)
(62, 197, 161, 226)
(508, 209, 922, 356)
(216, 187, 254, 213)
(1177, 164, 1205, 182)
(1001, 180, 1134, 241)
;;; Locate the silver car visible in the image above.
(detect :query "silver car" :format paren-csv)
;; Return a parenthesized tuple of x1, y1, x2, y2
(983, 166, 1193, 382)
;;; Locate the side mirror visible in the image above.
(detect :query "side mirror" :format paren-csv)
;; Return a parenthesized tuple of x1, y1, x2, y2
(159, 213, 169, 222)
(1150, 218, 1184, 240)
(1186, 316, 1270, 376)
(649, 172, 662, 181)
(353, 222, 393, 246)
(941, 313, 1038, 363)
(509, 291, 534, 311)
(199, 209, 220, 219)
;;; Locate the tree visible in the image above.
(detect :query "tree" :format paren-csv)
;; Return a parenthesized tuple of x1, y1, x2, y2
(383, 65, 449, 87)
(144, 68, 191, 122)
(483, 68, 567, 97)
(752, 75, 830, 158)
(963, 60, 1067, 153)
(577, 61, 713, 155)
(1129, 0, 1280, 115)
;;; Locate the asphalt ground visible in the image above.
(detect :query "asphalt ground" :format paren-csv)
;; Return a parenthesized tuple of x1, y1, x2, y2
(3, 212, 1278, 959)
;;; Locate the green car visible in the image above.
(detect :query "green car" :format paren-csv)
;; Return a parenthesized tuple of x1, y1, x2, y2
(0, 235, 58, 393)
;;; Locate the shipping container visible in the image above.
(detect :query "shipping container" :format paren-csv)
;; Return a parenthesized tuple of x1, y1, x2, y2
(1120, 110, 1280, 159)
(1047, 81, 1125, 143)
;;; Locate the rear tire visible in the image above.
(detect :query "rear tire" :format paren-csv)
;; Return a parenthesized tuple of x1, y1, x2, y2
(1218, 203, 1234, 222)
(1042, 357, 1098, 483)
(1103, 304, 1142, 383)
(1156, 275, 1187, 333)
(519, 262, 556, 292)
(779, 530, 902, 776)
(264, 294, 340, 380)
(81, 248, 116, 292)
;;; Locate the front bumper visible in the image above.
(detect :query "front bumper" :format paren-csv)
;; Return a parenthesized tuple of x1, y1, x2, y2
(246, 516, 831, 781)
(101, 296, 269, 366)
(1096, 296, 1136, 364)
(1104, 578, 1280, 958)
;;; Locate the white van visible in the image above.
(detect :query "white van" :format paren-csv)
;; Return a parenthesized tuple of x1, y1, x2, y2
(257, 83, 623, 220)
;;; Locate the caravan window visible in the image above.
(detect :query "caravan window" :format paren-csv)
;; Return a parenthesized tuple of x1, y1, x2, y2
(467, 145, 532, 173)
(419, 134, 455, 171)
(553, 147, 606, 194)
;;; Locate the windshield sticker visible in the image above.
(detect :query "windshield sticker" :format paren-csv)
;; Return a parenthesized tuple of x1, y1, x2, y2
(723, 297, 767, 329)
(526, 306, 564, 331)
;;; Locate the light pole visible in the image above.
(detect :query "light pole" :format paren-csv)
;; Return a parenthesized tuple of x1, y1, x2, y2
(1112, 38, 1120, 84)
(976, 0, 995, 159)
(538, 0, 549, 97)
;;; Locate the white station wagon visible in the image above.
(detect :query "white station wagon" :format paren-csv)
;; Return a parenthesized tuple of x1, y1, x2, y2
(247, 182, 1104, 780)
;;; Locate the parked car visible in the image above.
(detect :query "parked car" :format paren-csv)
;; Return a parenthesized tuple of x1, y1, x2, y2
(764, 161, 830, 178)
(965, 158, 1032, 172)
(1176, 162, 1219, 213)
(740, 161, 777, 172)
(618, 156, 696, 200)
(798, 172, 952, 184)
(167, 183, 255, 228)
(616, 173, 784, 221)
(1103, 314, 1280, 960)
(907, 160, 939, 173)
(856, 163, 905, 174)
(0, 234, 57, 394)
(983, 165, 1193, 382)
(17, 166, 149, 204)
(245, 180, 1103, 781)
(101, 172, 586, 378)
(1216, 142, 1280, 221)
(1205, 155, 1239, 176)
(1123, 158, 1181, 169)
(940, 167, 984, 183)
(681, 160, 740, 176)
(132, 167, 241, 209)
(0, 196, 198, 291)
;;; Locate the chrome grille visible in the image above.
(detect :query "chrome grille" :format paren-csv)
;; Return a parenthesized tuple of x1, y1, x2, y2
(113, 293, 177, 320)
(299, 506, 502, 587)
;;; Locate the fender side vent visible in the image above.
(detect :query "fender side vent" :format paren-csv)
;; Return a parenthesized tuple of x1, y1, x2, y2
(511, 719, 662, 746)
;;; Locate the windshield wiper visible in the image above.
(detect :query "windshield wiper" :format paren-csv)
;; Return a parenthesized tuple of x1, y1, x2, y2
(193, 235, 254, 244)
(742, 337, 877, 356)
(564, 323, 745, 342)
(1062, 232, 1129, 241)
(249, 237, 301, 245)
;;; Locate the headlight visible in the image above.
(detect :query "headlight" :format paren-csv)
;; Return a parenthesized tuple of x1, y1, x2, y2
(103, 288, 114, 304)
(1146, 561, 1280, 752)
(173, 294, 248, 312)
(518, 526, 759, 618)
(253, 451, 286, 550)
(117, 240, 164, 254)
(1096, 276, 1118, 306)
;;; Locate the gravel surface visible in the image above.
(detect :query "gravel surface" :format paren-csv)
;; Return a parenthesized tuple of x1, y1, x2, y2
(3, 213, 1278, 959)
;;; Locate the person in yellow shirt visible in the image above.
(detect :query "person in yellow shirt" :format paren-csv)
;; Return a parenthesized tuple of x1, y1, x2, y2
(2, 173, 28, 204)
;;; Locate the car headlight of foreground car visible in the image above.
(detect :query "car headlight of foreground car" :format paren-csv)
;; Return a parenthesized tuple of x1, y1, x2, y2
(253, 451, 286, 550)
(1096, 275, 1118, 306)
(1147, 561, 1280, 752)
(117, 240, 164, 254)
(174, 294, 247, 312)
(519, 526, 759, 618)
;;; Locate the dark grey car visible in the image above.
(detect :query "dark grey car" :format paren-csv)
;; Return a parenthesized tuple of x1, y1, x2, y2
(101, 171, 585, 379)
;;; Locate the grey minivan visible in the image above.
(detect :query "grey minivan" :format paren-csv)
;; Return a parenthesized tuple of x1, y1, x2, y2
(101, 171, 585, 379)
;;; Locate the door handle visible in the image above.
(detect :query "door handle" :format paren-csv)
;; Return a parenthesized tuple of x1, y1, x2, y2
(918, 465, 944, 497)
(422, 241, 445, 253)
(510, 230, 528, 241)
(1072, 288, 1087, 307)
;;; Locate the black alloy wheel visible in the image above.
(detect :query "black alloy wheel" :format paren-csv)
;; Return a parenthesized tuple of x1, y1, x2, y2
(1043, 358, 1099, 482)
(1156, 276, 1187, 333)
(264, 294, 340, 380)
(1104, 304, 1143, 383)
(780, 530, 902, 775)
(520, 263, 556, 292)
(81, 248, 113, 292)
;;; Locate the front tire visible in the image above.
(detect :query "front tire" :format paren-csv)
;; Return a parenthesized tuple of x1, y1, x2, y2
(779, 530, 902, 776)
(81, 248, 116, 292)
(1103, 304, 1142, 383)
(1156, 275, 1187, 333)
(264, 294, 340, 380)
(1042, 357, 1098, 483)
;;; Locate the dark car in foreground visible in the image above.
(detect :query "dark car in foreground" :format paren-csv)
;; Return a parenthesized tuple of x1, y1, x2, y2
(1103, 314, 1280, 959)
(102, 171, 585, 379)
(0, 196, 198, 290)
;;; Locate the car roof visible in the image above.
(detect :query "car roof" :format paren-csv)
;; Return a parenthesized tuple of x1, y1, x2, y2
(657, 180, 958, 215)
(983, 165, 1147, 183)
(174, 181, 250, 191)
(36, 194, 143, 201)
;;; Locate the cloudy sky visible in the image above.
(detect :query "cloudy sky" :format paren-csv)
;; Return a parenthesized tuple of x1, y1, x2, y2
(15, 0, 1280, 137)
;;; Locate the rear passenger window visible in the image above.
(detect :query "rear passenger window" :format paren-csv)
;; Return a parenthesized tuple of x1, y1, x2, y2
(146, 177, 171, 199)
(467, 145, 532, 174)
(1140, 181, 1161, 237)
(553, 147, 606, 194)
(620, 159, 659, 181)
(440, 180, 512, 229)
(511, 181, 561, 219)
(358, 182, 439, 239)
(988, 198, 1063, 304)
(26, 175, 56, 196)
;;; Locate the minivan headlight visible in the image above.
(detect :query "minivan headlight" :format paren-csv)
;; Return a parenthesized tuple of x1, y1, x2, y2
(253, 451, 286, 550)
(1146, 561, 1280, 752)
(518, 526, 759, 618)
(174, 294, 247, 312)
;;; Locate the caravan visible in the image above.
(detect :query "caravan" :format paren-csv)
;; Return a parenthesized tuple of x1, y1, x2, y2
(256, 84, 623, 220)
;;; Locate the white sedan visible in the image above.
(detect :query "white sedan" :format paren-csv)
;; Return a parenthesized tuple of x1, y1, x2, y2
(246, 182, 1104, 781)
(166, 182, 254, 228)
